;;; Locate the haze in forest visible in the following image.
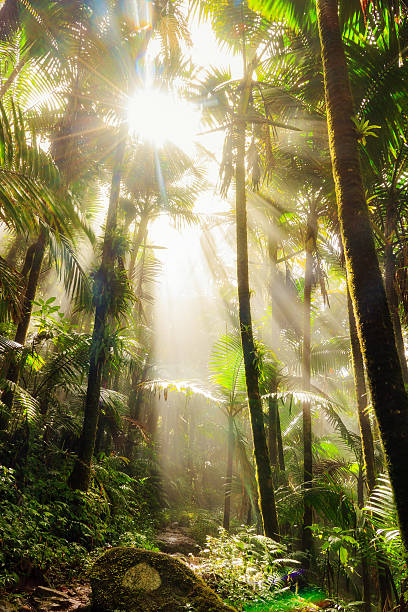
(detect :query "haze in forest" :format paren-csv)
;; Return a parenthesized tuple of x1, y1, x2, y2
(0, 1, 407, 611)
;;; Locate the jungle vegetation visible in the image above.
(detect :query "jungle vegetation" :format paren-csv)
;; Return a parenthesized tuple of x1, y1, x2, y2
(0, 0, 407, 610)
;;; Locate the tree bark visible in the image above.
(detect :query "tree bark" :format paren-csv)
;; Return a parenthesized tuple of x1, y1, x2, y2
(302, 210, 315, 560)
(347, 287, 376, 493)
(384, 150, 408, 384)
(357, 465, 371, 612)
(316, 0, 408, 554)
(384, 242, 408, 384)
(277, 409, 285, 472)
(348, 287, 394, 610)
(223, 415, 234, 531)
(268, 393, 279, 473)
(235, 107, 279, 539)
(69, 132, 126, 492)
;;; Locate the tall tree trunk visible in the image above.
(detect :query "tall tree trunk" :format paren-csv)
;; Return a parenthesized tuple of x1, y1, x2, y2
(128, 212, 149, 281)
(223, 415, 234, 530)
(357, 465, 371, 612)
(277, 409, 285, 472)
(69, 133, 126, 492)
(302, 210, 315, 560)
(268, 393, 279, 474)
(384, 149, 408, 384)
(316, 0, 408, 553)
(267, 235, 285, 483)
(235, 107, 279, 539)
(348, 287, 394, 610)
(1, 228, 47, 419)
(347, 287, 376, 493)
(384, 242, 408, 384)
(124, 356, 150, 459)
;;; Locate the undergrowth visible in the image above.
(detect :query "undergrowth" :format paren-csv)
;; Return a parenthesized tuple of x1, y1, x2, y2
(0, 445, 159, 589)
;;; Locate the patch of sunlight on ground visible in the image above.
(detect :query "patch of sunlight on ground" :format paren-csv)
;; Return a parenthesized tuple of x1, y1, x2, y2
(242, 587, 327, 611)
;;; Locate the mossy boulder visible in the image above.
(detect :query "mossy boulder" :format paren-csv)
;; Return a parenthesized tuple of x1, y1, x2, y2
(90, 547, 236, 612)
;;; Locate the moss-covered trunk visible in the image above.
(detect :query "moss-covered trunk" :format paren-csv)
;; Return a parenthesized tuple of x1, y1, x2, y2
(347, 288, 376, 493)
(235, 110, 279, 539)
(348, 287, 394, 609)
(223, 415, 234, 530)
(302, 211, 315, 559)
(384, 242, 408, 384)
(316, 0, 408, 553)
(69, 134, 126, 492)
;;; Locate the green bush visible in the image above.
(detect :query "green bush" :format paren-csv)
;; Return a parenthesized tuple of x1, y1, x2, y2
(194, 527, 301, 608)
(0, 455, 157, 588)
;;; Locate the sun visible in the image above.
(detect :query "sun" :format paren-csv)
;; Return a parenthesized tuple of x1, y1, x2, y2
(127, 88, 200, 153)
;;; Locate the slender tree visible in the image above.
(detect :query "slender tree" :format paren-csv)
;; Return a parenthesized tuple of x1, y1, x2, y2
(302, 205, 317, 559)
(69, 131, 126, 491)
(235, 72, 279, 539)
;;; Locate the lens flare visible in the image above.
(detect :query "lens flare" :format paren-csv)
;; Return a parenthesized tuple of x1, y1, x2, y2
(127, 88, 200, 153)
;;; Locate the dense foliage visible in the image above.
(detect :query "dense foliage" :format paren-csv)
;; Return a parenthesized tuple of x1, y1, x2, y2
(0, 0, 407, 610)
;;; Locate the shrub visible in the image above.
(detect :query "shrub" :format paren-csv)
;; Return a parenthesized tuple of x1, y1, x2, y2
(194, 527, 301, 608)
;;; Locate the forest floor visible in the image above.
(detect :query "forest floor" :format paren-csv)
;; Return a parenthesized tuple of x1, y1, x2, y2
(0, 525, 197, 612)
(0, 526, 331, 612)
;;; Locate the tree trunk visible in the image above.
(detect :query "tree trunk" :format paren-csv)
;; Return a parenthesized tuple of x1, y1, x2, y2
(268, 394, 279, 474)
(316, 0, 408, 554)
(357, 465, 371, 612)
(277, 409, 285, 473)
(302, 210, 315, 560)
(347, 287, 376, 493)
(348, 287, 394, 610)
(124, 357, 149, 459)
(223, 415, 234, 531)
(268, 236, 286, 482)
(1, 228, 47, 418)
(128, 213, 149, 281)
(69, 133, 126, 492)
(384, 242, 408, 384)
(235, 109, 279, 540)
(384, 153, 408, 383)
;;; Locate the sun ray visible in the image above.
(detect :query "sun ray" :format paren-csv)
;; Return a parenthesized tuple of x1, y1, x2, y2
(127, 87, 201, 152)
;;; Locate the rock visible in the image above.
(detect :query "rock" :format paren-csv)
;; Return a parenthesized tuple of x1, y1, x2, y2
(156, 527, 199, 556)
(90, 547, 236, 611)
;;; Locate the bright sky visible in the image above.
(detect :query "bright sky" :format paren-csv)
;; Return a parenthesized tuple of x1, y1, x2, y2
(144, 5, 239, 276)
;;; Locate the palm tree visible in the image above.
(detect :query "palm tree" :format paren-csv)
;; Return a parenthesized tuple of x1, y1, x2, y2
(195, 0, 306, 539)
(68, 127, 127, 491)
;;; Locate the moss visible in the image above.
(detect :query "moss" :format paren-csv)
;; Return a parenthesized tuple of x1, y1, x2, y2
(90, 547, 237, 611)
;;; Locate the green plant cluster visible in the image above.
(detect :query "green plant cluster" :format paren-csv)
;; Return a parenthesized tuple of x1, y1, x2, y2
(194, 527, 301, 608)
(0, 453, 158, 588)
